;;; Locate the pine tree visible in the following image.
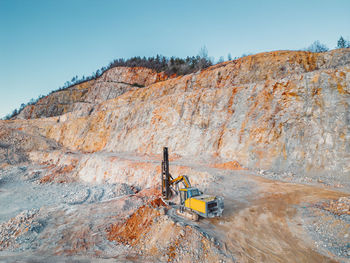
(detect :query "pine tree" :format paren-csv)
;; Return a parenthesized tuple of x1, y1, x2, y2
(337, 36, 346, 49)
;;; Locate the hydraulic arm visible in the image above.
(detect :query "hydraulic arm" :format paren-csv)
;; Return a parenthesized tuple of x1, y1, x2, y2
(170, 175, 191, 188)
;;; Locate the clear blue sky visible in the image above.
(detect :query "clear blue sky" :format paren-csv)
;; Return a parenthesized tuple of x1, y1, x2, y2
(1, 0, 349, 118)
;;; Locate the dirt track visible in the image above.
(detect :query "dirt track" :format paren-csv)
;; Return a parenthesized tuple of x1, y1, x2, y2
(164, 166, 350, 263)
(0, 159, 349, 262)
(210, 174, 348, 262)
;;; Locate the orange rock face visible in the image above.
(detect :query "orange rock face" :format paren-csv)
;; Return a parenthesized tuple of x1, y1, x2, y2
(16, 67, 172, 119)
(107, 205, 160, 246)
(211, 161, 245, 170)
(3, 49, 350, 179)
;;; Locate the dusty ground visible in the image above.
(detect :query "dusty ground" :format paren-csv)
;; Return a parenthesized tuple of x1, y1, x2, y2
(0, 156, 349, 262)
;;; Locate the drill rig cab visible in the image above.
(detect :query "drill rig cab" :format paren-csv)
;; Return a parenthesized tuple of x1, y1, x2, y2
(161, 147, 224, 220)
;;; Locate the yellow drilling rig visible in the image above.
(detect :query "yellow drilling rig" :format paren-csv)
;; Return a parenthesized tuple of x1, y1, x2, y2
(161, 147, 224, 221)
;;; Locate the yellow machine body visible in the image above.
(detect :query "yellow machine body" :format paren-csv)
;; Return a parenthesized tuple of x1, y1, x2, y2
(185, 197, 206, 214)
(179, 188, 223, 218)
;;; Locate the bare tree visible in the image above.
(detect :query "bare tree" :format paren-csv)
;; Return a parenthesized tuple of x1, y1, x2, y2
(198, 46, 209, 59)
(306, 40, 329, 53)
(218, 56, 225, 63)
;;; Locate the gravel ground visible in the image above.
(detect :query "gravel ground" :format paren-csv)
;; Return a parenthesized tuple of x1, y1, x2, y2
(298, 203, 350, 262)
(0, 166, 135, 223)
(1, 161, 348, 262)
(255, 169, 350, 193)
(0, 164, 139, 261)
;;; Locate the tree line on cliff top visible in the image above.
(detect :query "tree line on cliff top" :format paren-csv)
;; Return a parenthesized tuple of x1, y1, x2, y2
(52, 46, 213, 94)
(305, 36, 350, 53)
(4, 47, 214, 120)
(4, 37, 350, 120)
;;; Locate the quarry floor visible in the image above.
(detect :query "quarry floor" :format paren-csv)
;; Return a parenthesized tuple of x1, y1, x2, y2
(0, 155, 349, 263)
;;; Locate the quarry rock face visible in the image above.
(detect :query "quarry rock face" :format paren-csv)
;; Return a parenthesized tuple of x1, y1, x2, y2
(1, 49, 350, 262)
(16, 67, 170, 119)
(5, 49, 350, 179)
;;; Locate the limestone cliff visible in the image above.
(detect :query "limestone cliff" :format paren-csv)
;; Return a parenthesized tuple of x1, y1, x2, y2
(16, 67, 170, 119)
(4, 49, 350, 178)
